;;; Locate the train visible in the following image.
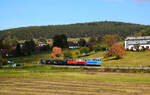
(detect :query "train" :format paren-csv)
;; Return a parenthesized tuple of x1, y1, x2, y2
(41, 58, 102, 66)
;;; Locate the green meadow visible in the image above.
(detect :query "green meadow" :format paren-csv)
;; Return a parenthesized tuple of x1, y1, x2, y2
(86, 51, 150, 67)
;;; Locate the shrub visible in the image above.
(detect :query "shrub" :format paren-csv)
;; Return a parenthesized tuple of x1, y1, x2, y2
(63, 49, 72, 59)
(93, 44, 106, 52)
(130, 47, 133, 51)
(0, 55, 7, 66)
(126, 48, 129, 51)
(141, 46, 146, 51)
(40, 45, 51, 51)
(146, 46, 150, 50)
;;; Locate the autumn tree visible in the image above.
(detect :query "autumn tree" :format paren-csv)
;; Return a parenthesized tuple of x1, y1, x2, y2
(109, 43, 126, 59)
(50, 47, 63, 59)
(102, 34, 119, 48)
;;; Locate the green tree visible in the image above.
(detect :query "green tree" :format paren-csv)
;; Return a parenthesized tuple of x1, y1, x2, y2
(78, 39, 86, 47)
(141, 28, 150, 36)
(53, 34, 68, 48)
(15, 43, 22, 56)
(79, 47, 90, 55)
(0, 40, 4, 49)
(23, 39, 36, 55)
(0, 21, 147, 40)
(29, 39, 36, 52)
(3, 33, 17, 47)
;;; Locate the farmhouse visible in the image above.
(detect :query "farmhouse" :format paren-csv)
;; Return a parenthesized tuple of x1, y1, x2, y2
(125, 36, 150, 50)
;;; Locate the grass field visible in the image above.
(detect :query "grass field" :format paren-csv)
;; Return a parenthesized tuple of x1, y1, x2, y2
(0, 66, 150, 95)
(7, 50, 150, 67)
(8, 52, 50, 64)
(3, 40, 150, 95)
(1, 50, 150, 95)
(86, 51, 150, 67)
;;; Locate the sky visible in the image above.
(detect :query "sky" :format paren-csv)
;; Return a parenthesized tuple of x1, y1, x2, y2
(0, 0, 150, 30)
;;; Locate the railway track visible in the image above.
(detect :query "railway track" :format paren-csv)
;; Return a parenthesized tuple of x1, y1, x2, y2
(54, 65, 150, 70)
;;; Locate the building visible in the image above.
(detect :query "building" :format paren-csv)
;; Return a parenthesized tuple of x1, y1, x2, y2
(125, 36, 150, 50)
(36, 41, 46, 47)
(68, 42, 80, 49)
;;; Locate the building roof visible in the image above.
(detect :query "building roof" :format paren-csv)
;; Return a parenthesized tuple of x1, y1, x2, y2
(125, 36, 150, 41)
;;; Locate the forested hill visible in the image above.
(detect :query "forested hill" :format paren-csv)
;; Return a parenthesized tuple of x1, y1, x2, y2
(0, 21, 149, 40)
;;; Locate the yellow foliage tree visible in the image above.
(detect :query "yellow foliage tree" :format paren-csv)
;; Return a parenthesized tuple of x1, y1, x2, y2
(72, 50, 80, 59)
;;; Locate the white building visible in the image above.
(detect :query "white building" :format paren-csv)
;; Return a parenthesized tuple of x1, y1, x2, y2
(125, 36, 150, 50)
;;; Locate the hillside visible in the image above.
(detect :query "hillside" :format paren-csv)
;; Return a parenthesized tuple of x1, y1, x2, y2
(0, 21, 150, 40)
(85, 51, 150, 67)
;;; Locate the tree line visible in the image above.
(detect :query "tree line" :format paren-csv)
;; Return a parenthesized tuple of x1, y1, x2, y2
(52, 34, 126, 59)
(0, 21, 149, 40)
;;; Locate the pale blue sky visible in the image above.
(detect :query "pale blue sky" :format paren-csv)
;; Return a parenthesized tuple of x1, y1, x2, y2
(0, 0, 150, 30)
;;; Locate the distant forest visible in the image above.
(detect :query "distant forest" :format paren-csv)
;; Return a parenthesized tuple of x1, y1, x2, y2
(0, 21, 149, 40)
